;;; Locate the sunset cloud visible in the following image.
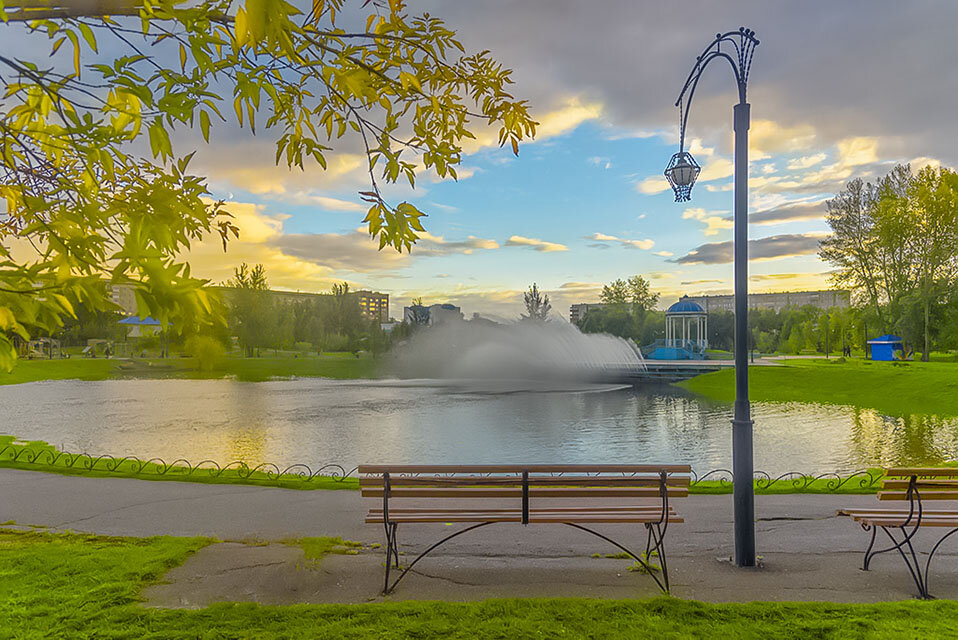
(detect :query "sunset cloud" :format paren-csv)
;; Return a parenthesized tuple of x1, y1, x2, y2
(586, 233, 655, 250)
(505, 235, 568, 252)
(674, 233, 829, 265)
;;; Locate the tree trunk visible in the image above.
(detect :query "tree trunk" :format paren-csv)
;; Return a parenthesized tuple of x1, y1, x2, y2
(923, 298, 930, 362)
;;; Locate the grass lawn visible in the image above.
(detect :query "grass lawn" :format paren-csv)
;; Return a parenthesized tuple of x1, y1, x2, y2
(679, 358, 958, 418)
(0, 352, 379, 386)
(1, 528, 955, 639)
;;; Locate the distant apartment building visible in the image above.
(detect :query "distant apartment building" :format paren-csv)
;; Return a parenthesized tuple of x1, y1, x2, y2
(403, 303, 463, 326)
(214, 286, 388, 320)
(354, 290, 389, 322)
(569, 303, 607, 325)
(109, 283, 138, 316)
(682, 289, 851, 313)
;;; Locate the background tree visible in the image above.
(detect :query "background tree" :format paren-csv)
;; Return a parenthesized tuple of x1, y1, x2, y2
(0, 0, 537, 370)
(580, 275, 660, 343)
(227, 262, 272, 357)
(521, 283, 551, 322)
(821, 164, 958, 360)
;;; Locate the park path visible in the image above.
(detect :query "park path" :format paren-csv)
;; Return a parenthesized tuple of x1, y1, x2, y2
(3, 468, 957, 605)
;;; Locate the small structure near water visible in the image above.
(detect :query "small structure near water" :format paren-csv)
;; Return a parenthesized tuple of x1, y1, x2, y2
(647, 296, 708, 360)
(867, 334, 904, 361)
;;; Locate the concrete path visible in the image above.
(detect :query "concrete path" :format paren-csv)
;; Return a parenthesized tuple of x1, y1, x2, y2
(3, 468, 957, 605)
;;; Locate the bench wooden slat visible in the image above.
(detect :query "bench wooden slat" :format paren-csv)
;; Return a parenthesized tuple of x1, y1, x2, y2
(842, 508, 958, 516)
(359, 464, 691, 474)
(359, 475, 690, 488)
(367, 515, 684, 524)
(878, 491, 958, 501)
(882, 479, 958, 490)
(370, 506, 676, 514)
(884, 468, 958, 478)
(362, 487, 689, 499)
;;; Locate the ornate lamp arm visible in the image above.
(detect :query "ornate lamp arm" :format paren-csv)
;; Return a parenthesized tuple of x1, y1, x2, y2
(664, 28, 758, 202)
(675, 28, 759, 153)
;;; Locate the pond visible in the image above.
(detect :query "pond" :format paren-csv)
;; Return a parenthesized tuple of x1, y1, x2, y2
(3, 378, 957, 476)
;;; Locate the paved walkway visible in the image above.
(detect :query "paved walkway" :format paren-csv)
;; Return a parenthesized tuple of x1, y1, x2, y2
(3, 468, 956, 605)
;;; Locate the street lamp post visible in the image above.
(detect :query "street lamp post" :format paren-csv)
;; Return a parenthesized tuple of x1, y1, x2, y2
(664, 28, 759, 568)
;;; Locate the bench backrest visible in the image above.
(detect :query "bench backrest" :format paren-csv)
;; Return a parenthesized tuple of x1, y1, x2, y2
(359, 464, 691, 500)
(878, 468, 958, 502)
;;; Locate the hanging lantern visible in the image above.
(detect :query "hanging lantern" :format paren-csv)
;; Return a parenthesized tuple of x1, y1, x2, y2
(663, 151, 701, 202)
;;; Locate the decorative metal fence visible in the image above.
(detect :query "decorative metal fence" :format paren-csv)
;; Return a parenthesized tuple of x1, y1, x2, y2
(0, 442, 885, 491)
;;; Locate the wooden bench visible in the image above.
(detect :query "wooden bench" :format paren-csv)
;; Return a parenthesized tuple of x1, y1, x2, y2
(360, 464, 690, 594)
(843, 467, 958, 598)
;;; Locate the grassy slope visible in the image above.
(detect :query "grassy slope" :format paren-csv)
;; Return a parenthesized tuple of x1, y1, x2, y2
(679, 358, 958, 418)
(0, 352, 379, 386)
(1, 528, 955, 639)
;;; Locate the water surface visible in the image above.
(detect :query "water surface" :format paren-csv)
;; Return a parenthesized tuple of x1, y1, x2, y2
(2, 378, 956, 475)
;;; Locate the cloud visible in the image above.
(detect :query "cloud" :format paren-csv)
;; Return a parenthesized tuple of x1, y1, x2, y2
(415, 231, 500, 256)
(588, 156, 612, 169)
(682, 207, 733, 237)
(558, 281, 603, 291)
(673, 233, 829, 265)
(461, 97, 602, 155)
(681, 279, 724, 286)
(698, 157, 734, 183)
(585, 232, 655, 250)
(787, 153, 827, 170)
(286, 194, 367, 212)
(182, 202, 341, 290)
(269, 231, 410, 273)
(636, 175, 670, 195)
(505, 235, 568, 252)
(750, 273, 807, 281)
(749, 200, 828, 225)
(653, 250, 674, 257)
(750, 120, 817, 158)
(428, 202, 460, 213)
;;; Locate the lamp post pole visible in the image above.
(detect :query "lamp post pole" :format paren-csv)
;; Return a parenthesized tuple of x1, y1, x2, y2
(731, 96, 755, 567)
(664, 28, 759, 567)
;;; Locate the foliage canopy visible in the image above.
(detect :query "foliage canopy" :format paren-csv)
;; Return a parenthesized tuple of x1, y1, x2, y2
(0, 0, 537, 370)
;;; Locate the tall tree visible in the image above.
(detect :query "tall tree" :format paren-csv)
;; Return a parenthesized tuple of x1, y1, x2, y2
(521, 283, 551, 322)
(819, 178, 884, 322)
(227, 262, 272, 356)
(0, 0, 537, 370)
(821, 164, 958, 360)
(599, 279, 630, 305)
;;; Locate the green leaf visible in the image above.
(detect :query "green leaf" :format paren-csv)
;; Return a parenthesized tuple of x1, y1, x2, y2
(199, 110, 211, 142)
(77, 23, 98, 53)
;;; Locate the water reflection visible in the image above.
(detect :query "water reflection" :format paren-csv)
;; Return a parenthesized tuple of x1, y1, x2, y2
(1, 378, 956, 475)
(845, 409, 958, 469)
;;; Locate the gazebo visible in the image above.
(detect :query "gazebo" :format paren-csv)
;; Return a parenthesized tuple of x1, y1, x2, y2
(666, 296, 708, 352)
(648, 296, 708, 360)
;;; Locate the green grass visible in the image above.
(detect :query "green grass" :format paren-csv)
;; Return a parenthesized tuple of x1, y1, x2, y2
(0, 436, 358, 491)
(0, 352, 380, 386)
(679, 358, 958, 418)
(2, 528, 957, 639)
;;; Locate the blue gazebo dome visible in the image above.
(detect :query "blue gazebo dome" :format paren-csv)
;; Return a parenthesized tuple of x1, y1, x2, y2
(667, 297, 705, 314)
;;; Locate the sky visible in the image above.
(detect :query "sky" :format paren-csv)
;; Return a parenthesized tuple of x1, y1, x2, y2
(9, 1, 958, 320)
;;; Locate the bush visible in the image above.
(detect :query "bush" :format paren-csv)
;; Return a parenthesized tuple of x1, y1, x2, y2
(319, 333, 351, 353)
(186, 335, 224, 372)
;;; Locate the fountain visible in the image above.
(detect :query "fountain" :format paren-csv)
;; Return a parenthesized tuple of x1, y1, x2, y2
(385, 320, 647, 390)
